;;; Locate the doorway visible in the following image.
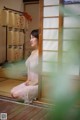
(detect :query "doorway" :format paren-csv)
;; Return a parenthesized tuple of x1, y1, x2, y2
(0, 0, 39, 99)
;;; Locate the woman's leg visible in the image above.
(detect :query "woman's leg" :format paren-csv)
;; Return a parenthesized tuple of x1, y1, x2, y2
(11, 83, 26, 99)
(24, 85, 38, 103)
(11, 84, 38, 103)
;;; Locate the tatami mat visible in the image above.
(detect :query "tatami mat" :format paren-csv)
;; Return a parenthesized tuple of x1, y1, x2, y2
(0, 66, 27, 80)
(0, 61, 27, 98)
(0, 65, 27, 97)
(0, 69, 27, 80)
(0, 79, 24, 97)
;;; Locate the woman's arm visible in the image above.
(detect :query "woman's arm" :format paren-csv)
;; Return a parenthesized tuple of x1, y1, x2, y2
(28, 79, 38, 86)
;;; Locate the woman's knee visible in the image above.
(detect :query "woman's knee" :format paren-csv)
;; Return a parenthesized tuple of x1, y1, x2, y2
(11, 90, 19, 98)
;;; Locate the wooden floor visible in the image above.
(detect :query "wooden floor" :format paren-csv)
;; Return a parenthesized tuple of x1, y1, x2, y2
(0, 67, 50, 106)
(0, 98, 49, 120)
(0, 67, 50, 120)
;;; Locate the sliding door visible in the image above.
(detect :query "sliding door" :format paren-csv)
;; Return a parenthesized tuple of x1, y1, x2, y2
(39, 0, 80, 102)
(39, 0, 63, 102)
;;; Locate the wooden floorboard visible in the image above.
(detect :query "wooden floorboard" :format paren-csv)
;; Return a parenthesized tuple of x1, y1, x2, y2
(30, 109, 48, 120)
(0, 99, 49, 120)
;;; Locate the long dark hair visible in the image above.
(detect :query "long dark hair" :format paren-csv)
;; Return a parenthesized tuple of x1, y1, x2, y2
(30, 29, 39, 40)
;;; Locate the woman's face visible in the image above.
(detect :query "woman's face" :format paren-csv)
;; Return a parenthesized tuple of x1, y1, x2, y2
(30, 35, 38, 48)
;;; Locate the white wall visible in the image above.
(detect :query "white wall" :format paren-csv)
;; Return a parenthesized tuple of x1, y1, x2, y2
(0, 0, 24, 11)
(24, 3, 39, 59)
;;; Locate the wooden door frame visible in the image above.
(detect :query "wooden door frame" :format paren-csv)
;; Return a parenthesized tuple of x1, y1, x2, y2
(38, 0, 64, 102)
(38, 0, 43, 100)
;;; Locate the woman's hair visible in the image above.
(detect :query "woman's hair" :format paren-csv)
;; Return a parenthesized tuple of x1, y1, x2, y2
(30, 29, 39, 39)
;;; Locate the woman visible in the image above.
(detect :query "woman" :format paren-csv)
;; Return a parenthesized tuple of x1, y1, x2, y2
(11, 29, 39, 103)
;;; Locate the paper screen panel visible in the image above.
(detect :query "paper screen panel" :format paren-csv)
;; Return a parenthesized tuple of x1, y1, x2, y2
(42, 61, 58, 73)
(43, 6, 59, 17)
(63, 41, 71, 51)
(64, 17, 80, 28)
(63, 63, 80, 76)
(43, 51, 58, 62)
(69, 64, 80, 75)
(63, 28, 80, 40)
(64, 4, 80, 16)
(43, 29, 58, 39)
(44, 0, 59, 5)
(43, 18, 59, 28)
(43, 41, 58, 50)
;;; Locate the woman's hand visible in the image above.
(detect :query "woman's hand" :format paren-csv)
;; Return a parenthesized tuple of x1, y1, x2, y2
(25, 80, 30, 85)
(25, 80, 38, 86)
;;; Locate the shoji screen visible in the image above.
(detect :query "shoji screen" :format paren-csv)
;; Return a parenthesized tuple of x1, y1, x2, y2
(63, 3, 80, 76)
(42, 0, 59, 73)
(39, 0, 80, 102)
(39, 0, 61, 101)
